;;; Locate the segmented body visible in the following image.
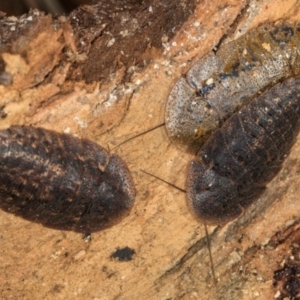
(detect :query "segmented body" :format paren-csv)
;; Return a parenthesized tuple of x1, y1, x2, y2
(187, 76, 300, 225)
(0, 126, 135, 233)
(165, 22, 300, 154)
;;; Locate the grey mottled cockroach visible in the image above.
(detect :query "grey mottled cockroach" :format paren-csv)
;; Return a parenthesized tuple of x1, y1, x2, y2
(187, 76, 300, 225)
(0, 126, 135, 233)
(165, 21, 300, 154)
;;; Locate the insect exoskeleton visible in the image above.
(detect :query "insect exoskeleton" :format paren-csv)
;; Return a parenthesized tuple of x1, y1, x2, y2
(186, 76, 300, 225)
(165, 21, 300, 154)
(0, 126, 135, 233)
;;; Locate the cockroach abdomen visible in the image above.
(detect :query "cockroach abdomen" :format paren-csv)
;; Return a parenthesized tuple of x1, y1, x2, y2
(187, 76, 300, 225)
(166, 22, 300, 154)
(0, 126, 135, 233)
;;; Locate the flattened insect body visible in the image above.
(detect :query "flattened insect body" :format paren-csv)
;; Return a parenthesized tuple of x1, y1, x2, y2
(187, 76, 300, 225)
(0, 126, 135, 233)
(165, 22, 300, 154)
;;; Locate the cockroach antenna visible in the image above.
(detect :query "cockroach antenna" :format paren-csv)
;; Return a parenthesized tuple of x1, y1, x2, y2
(141, 169, 217, 283)
(140, 169, 186, 193)
(204, 223, 217, 284)
(111, 123, 165, 151)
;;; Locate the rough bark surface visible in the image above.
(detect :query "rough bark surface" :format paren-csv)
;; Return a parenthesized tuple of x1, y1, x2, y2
(0, 0, 299, 299)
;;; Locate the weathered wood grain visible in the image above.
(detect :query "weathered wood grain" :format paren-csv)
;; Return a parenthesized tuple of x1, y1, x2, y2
(0, 0, 299, 299)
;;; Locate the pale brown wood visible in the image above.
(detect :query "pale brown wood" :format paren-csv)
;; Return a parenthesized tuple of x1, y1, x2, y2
(0, 1, 299, 299)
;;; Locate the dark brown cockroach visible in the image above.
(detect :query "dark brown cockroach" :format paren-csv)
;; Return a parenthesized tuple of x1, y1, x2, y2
(144, 76, 300, 282)
(187, 76, 300, 225)
(0, 126, 135, 233)
(165, 21, 300, 154)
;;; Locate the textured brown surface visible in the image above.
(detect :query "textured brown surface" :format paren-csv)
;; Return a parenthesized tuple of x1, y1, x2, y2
(165, 22, 300, 154)
(272, 222, 300, 299)
(67, 0, 200, 83)
(0, 126, 135, 233)
(0, 0, 300, 299)
(187, 77, 300, 225)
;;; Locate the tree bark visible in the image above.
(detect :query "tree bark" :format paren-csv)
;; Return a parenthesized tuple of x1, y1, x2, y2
(0, 0, 299, 299)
